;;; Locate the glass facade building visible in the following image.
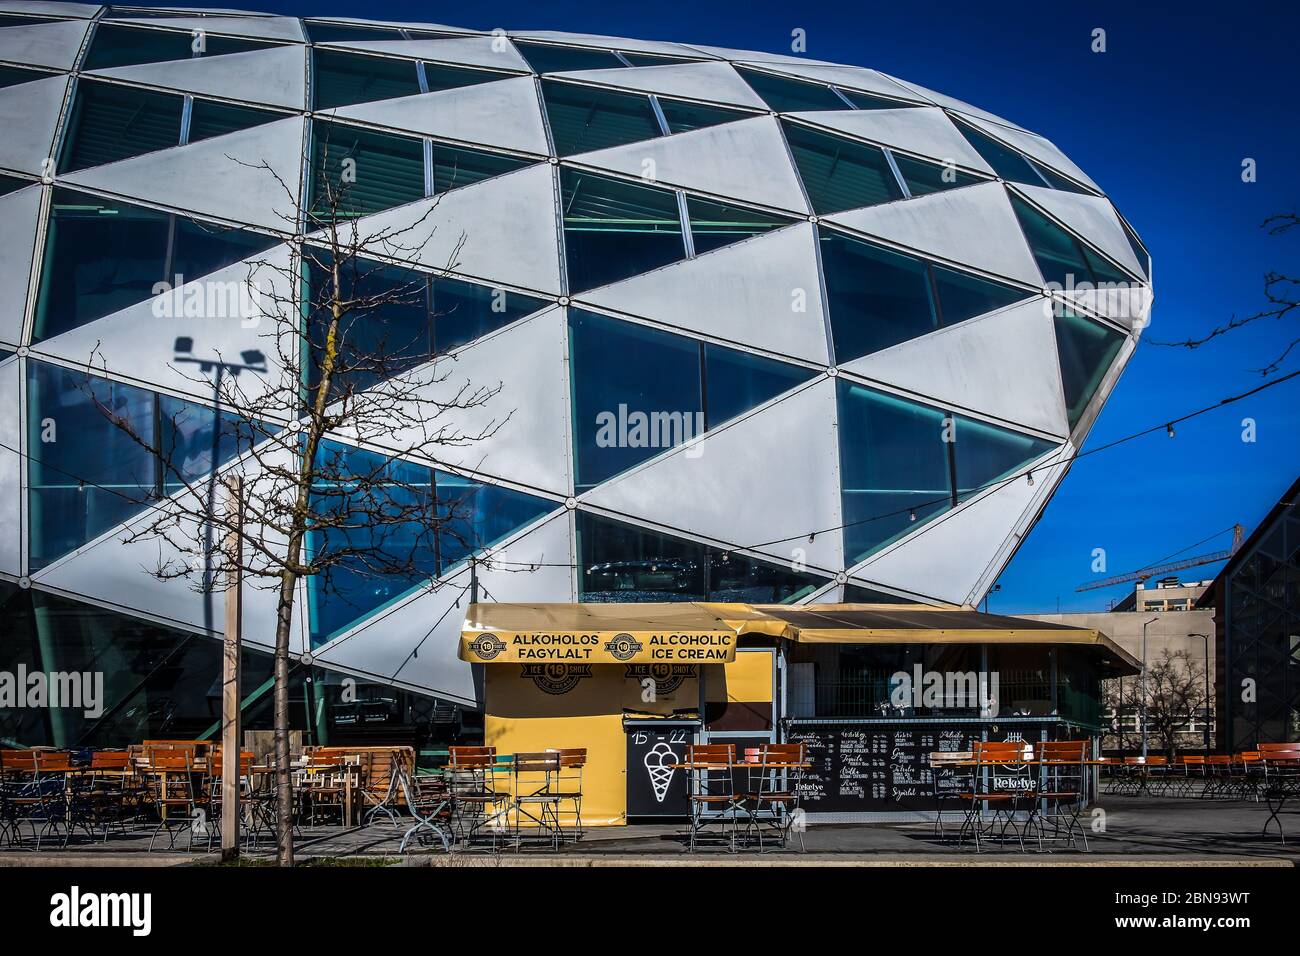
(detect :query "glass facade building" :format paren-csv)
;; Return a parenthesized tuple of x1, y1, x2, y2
(0, 7, 1150, 745)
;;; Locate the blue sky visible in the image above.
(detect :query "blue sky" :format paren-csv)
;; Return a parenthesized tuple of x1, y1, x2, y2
(149, 0, 1300, 611)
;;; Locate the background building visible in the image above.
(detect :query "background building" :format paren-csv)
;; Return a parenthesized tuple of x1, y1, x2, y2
(1198, 476, 1300, 749)
(1112, 577, 1211, 613)
(0, 5, 1151, 748)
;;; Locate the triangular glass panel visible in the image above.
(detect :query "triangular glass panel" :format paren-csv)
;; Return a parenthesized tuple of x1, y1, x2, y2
(953, 414, 1056, 502)
(308, 120, 425, 221)
(658, 98, 750, 134)
(783, 120, 904, 215)
(839, 88, 914, 110)
(306, 21, 405, 42)
(844, 583, 921, 603)
(569, 309, 814, 490)
(431, 141, 533, 194)
(434, 471, 559, 574)
(541, 79, 662, 156)
(0, 173, 29, 197)
(1053, 308, 1126, 429)
(59, 80, 182, 172)
(1010, 194, 1134, 287)
(84, 23, 279, 71)
(703, 342, 816, 426)
(0, 64, 48, 89)
(187, 99, 280, 144)
(576, 511, 826, 602)
(891, 152, 985, 197)
(515, 41, 624, 73)
(737, 66, 847, 111)
(421, 61, 513, 92)
(954, 119, 1044, 186)
(560, 168, 685, 293)
(312, 48, 421, 110)
(836, 379, 954, 564)
(303, 249, 547, 398)
(685, 195, 793, 255)
(33, 188, 278, 342)
(930, 264, 1029, 325)
(1028, 157, 1092, 194)
(622, 52, 700, 67)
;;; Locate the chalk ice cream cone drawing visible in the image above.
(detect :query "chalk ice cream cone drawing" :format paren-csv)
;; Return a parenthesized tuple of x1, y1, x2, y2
(644, 742, 677, 803)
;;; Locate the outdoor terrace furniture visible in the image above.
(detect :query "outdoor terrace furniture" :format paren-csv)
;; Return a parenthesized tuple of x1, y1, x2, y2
(512, 752, 565, 850)
(1034, 741, 1091, 852)
(682, 743, 740, 852)
(740, 742, 809, 852)
(142, 752, 203, 851)
(445, 746, 511, 848)
(295, 752, 358, 827)
(1259, 742, 1300, 844)
(397, 770, 453, 853)
(552, 748, 587, 842)
(929, 751, 976, 843)
(964, 741, 1037, 853)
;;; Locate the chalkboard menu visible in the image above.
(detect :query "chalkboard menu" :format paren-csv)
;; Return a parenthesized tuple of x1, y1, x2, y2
(788, 722, 1052, 813)
(625, 721, 699, 819)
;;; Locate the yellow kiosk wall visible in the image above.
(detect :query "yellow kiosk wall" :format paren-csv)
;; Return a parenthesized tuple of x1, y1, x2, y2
(484, 665, 700, 827)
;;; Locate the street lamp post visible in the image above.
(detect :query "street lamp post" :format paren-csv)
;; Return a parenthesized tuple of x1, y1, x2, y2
(1141, 616, 1159, 761)
(1189, 632, 1212, 753)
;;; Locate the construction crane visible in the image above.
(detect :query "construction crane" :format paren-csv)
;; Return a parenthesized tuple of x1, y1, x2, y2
(1075, 524, 1243, 593)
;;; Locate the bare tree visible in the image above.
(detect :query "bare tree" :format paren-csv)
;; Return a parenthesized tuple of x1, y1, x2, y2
(77, 137, 516, 864)
(1151, 213, 1299, 375)
(1103, 649, 1210, 757)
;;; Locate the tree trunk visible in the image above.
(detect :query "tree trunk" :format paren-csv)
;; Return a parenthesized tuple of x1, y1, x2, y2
(273, 569, 298, 867)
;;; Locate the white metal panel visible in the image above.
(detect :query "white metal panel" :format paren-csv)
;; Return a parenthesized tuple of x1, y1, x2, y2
(0, 357, 19, 576)
(0, 74, 70, 177)
(341, 306, 572, 497)
(849, 442, 1068, 606)
(319, 35, 529, 72)
(331, 76, 549, 156)
(30, 244, 296, 403)
(111, 15, 305, 42)
(0, 183, 42, 347)
(88, 44, 308, 111)
(549, 61, 765, 110)
(826, 181, 1043, 288)
(788, 107, 994, 174)
(323, 163, 562, 294)
(0, 2, 100, 17)
(313, 511, 573, 704)
(60, 115, 306, 232)
(578, 222, 830, 365)
(961, 115, 1099, 191)
(510, 30, 709, 59)
(0, 17, 89, 70)
(571, 115, 811, 216)
(1014, 182, 1145, 278)
(583, 376, 842, 571)
(842, 298, 1068, 438)
(875, 73, 1030, 133)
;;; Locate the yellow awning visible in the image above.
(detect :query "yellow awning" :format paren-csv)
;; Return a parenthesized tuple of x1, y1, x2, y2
(460, 602, 1141, 675)
(459, 602, 740, 664)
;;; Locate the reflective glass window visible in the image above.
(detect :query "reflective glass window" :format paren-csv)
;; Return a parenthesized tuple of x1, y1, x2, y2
(306, 441, 438, 646)
(708, 551, 823, 603)
(27, 361, 158, 569)
(578, 512, 707, 602)
(158, 395, 265, 494)
(783, 120, 903, 215)
(60, 80, 183, 172)
(703, 343, 813, 427)
(838, 88, 908, 110)
(891, 152, 984, 197)
(1054, 309, 1125, 428)
(432, 279, 546, 353)
(187, 99, 280, 143)
(34, 189, 276, 342)
(431, 141, 532, 193)
(953, 415, 1056, 501)
(541, 80, 662, 156)
(1028, 158, 1092, 194)
(931, 264, 1028, 324)
(560, 168, 685, 292)
(844, 583, 920, 603)
(434, 472, 557, 574)
(421, 62, 512, 93)
(686, 196, 791, 255)
(837, 380, 953, 563)
(956, 121, 1043, 186)
(621, 52, 695, 67)
(516, 42, 624, 73)
(0, 65, 47, 88)
(84, 24, 272, 71)
(738, 67, 846, 112)
(305, 21, 405, 42)
(568, 309, 702, 490)
(819, 228, 936, 363)
(657, 98, 748, 134)
(312, 49, 421, 110)
(308, 120, 425, 220)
